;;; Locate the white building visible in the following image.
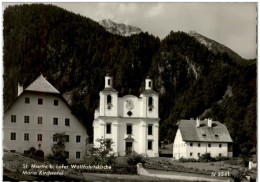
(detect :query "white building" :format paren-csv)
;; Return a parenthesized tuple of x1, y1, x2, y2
(93, 74, 160, 157)
(173, 118, 233, 160)
(3, 74, 88, 162)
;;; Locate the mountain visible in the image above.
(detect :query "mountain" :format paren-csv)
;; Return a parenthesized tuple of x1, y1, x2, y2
(99, 19, 142, 36)
(188, 31, 244, 61)
(3, 4, 256, 157)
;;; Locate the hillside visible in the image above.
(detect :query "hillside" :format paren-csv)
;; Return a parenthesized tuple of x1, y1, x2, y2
(3, 4, 256, 157)
(188, 31, 244, 62)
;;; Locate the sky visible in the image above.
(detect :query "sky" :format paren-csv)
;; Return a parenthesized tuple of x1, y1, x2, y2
(3, 2, 257, 59)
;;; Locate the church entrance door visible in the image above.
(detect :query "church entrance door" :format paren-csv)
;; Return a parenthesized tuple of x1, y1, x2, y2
(125, 142, 133, 155)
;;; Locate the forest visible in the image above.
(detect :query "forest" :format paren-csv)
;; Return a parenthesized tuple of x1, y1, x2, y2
(3, 4, 256, 157)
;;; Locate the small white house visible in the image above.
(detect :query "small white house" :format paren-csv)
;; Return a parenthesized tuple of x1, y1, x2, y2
(3, 74, 88, 162)
(173, 118, 233, 160)
(93, 74, 160, 157)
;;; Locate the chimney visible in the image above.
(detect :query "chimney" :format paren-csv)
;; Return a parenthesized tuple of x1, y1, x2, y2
(208, 118, 212, 127)
(196, 118, 200, 128)
(18, 82, 23, 96)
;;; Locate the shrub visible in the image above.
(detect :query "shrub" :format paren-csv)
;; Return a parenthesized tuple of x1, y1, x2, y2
(179, 157, 197, 162)
(126, 152, 146, 166)
(84, 138, 116, 165)
(199, 153, 215, 162)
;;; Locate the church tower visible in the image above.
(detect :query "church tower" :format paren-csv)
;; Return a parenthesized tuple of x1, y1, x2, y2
(141, 77, 159, 118)
(99, 73, 118, 117)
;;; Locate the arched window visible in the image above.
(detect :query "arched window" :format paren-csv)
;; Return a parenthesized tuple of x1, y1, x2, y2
(107, 95, 112, 104)
(148, 97, 153, 106)
(148, 97, 153, 111)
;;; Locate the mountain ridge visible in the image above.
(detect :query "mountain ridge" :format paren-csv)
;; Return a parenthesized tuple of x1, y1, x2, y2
(99, 19, 142, 36)
(188, 30, 244, 61)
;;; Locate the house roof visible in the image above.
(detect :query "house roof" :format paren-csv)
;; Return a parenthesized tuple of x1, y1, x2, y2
(25, 74, 60, 94)
(178, 119, 233, 143)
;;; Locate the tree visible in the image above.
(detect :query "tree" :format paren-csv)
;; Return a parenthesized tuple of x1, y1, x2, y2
(84, 138, 115, 165)
(47, 133, 67, 163)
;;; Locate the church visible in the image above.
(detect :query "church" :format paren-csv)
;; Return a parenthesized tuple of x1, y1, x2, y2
(93, 74, 160, 157)
(3, 74, 88, 162)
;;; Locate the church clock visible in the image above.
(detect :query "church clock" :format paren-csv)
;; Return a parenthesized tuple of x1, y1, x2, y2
(126, 99, 134, 110)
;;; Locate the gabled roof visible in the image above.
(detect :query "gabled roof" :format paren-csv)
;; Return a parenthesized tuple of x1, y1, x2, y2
(25, 74, 59, 94)
(178, 119, 233, 143)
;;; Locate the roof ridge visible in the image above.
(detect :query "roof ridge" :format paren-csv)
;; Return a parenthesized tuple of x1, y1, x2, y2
(25, 74, 60, 94)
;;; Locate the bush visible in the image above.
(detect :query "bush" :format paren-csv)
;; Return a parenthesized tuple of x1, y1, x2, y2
(199, 153, 215, 162)
(215, 156, 229, 161)
(126, 152, 146, 166)
(179, 157, 197, 162)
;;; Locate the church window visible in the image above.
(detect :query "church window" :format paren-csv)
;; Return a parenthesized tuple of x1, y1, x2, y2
(190, 143, 193, 147)
(148, 125, 153, 135)
(219, 144, 222, 148)
(198, 143, 201, 147)
(148, 140, 153, 150)
(149, 81, 151, 88)
(148, 97, 153, 111)
(107, 95, 112, 109)
(106, 123, 111, 134)
(108, 79, 111, 86)
(208, 143, 211, 147)
(127, 111, 132, 116)
(127, 124, 132, 135)
(148, 97, 153, 106)
(106, 139, 112, 149)
(190, 152, 193, 156)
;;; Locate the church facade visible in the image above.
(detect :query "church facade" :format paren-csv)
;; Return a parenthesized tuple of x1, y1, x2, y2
(93, 74, 160, 157)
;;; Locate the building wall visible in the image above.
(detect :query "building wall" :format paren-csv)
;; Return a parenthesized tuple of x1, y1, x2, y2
(3, 92, 88, 162)
(173, 129, 186, 159)
(93, 117, 159, 157)
(185, 142, 228, 159)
